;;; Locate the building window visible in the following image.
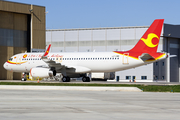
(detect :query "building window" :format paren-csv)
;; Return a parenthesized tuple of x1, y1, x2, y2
(162, 62, 164, 66)
(141, 76, 147, 80)
(162, 76, 164, 80)
(156, 62, 158, 66)
(126, 76, 131, 80)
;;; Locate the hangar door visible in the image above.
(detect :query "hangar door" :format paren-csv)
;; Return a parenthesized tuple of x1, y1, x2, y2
(169, 38, 179, 82)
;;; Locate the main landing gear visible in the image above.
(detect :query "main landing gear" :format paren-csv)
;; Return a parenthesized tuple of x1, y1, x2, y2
(82, 77, 90, 82)
(21, 72, 27, 81)
(62, 76, 70, 82)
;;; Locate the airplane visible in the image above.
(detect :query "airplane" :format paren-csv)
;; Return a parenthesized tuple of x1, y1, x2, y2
(3, 19, 167, 82)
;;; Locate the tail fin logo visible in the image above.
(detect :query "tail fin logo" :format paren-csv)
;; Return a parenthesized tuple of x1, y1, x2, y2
(141, 33, 159, 48)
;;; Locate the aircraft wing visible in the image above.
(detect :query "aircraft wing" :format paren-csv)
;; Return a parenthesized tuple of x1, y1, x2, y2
(41, 44, 91, 73)
(41, 44, 65, 70)
(42, 57, 64, 69)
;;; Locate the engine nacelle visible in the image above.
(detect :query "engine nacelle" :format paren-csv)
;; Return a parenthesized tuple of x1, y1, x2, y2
(30, 67, 53, 78)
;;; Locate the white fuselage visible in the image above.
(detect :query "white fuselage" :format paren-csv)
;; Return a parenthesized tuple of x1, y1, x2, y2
(3, 51, 163, 73)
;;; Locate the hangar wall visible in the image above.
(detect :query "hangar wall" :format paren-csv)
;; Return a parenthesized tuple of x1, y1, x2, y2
(0, 1, 46, 80)
(154, 24, 180, 82)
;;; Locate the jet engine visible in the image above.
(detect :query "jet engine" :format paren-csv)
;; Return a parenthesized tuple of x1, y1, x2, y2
(30, 67, 56, 78)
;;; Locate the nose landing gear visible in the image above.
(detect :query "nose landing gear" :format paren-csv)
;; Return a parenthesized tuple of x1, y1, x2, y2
(21, 72, 27, 81)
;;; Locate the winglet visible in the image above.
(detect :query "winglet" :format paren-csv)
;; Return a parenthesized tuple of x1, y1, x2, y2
(43, 44, 51, 57)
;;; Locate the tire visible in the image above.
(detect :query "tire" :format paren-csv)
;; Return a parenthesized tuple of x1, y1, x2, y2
(21, 78, 26, 81)
(82, 77, 90, 82)
(82, 77, 86, 82)
(66, 77, 70, 82)
(62, 76, 70, 82)
(62, 77, 67, 82)
(87, 77, 90, 82)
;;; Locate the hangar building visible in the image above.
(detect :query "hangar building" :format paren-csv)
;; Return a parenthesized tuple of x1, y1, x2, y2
(46, 24, 180, 82)
(0, 1, 46, 80)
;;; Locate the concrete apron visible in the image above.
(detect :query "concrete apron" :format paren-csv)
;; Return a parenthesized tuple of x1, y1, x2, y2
(0, 85, 142, 92)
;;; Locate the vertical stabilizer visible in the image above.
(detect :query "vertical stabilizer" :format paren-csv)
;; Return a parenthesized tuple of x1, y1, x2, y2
(129, 19, 164, 53)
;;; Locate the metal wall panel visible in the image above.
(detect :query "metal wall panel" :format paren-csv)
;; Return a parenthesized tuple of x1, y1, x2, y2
(121, 29, 135, 40)
(14, 13, 27, 31)
(0, 11, 13, 29)
(65, 31, 78, 41)
(52, 31, 64, 42)
(93, 30, 106, 40)
(107, 29, 120, 40)
(79, 46, 92, 52)
(0, 1, 31, 14)
(0, 46, 7, 79)
(31, 5, 45, 50)
(79, 30, 91, 41)
(0, 1, 45, 80)
(170, 48, 179, 82)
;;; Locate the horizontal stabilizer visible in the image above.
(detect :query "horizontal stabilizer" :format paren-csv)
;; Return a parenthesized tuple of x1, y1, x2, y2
(139, 53, 155, 61)
(169, 55, 177, 58)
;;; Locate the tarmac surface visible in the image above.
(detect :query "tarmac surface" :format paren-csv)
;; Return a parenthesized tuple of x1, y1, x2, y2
(0, 89, 180, 120)
(1, 80, 180, 85)
(0, 85, 142, 92)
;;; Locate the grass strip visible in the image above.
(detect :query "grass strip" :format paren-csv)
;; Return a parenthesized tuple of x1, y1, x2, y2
(0, 82, 180, 92)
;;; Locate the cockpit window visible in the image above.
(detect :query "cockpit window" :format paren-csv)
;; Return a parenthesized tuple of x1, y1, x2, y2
(9, 58, 13, 61)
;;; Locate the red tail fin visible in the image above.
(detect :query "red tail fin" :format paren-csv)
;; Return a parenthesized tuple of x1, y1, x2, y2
(129, 19, 164, 53)
(43, 44, 51, 57)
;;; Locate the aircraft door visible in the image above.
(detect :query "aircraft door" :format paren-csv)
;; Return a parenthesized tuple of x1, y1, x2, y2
(16, 55, 22, 65)
(123, 53, 129, 64)
(55, 57, 63, 63)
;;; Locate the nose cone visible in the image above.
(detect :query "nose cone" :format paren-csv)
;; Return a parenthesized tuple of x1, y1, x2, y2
(3, 62, 8, 70)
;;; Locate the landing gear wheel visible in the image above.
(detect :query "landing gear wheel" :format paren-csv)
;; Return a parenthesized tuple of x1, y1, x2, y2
(21, 72, 27, 81)
(82, 77, 90, 82)
(21, 78, 26, 81)
(62, 76, 70, 82)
